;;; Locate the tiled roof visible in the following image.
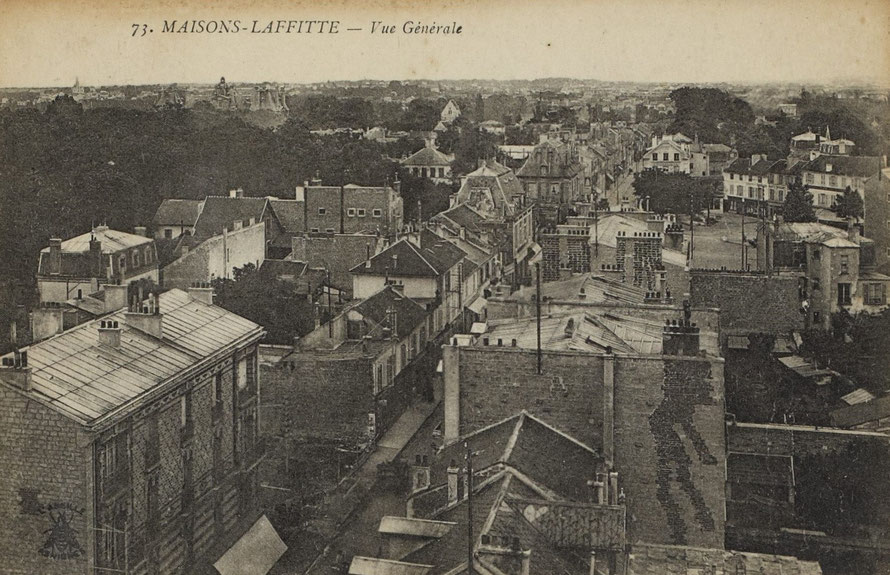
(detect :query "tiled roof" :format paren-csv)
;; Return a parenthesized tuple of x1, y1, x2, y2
(269, 199, 305, 234)
(151, 199, 204, 228)
(0, 289, 263, 426)
(401, 147, 453, 167)
(432, 204, 487, 233)
(350, 237, 465, 278)
(191, 196, 269, 241)
(353, 286, 429, 340)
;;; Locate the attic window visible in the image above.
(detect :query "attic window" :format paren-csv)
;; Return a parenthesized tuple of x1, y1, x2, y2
(318, 207, 326, 215)
(347, 208, 356, 217)
(373, 209, 382, 217)
(357, 209, 366, 217)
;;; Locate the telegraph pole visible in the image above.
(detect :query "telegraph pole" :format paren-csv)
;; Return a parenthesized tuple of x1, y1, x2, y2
(741, 198, 746, 270)
(465, 441, 474, 574)
(536, 261, 542, 375)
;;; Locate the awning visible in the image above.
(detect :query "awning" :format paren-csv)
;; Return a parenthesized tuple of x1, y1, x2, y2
(214, 515, 287, 575)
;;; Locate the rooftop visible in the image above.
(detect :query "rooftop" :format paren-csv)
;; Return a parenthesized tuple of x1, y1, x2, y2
(40, 226, 152, 254)
(401, 146, 453, 167)
(151, 199, 205, 228)
(0, 289, 263, 426)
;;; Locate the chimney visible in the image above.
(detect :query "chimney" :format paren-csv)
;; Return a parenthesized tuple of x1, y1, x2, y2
(229, 189, 238, 198)
(89, 234, 103, 276)
(236, 187, 244, 198)
(564, 317, 575, 338)
(48, 238, 62, 274)
(393, 175, 401, 196)
(608, 471, 619, 505)
(134, 226, 148, 237)
(662, 301, 700, 356)
(602, 349, 615, 469)
(98, 319, 121, 348)
(391, 254, 398, 271)
(447, 460, 461, 504)
(103, 282, 129, 312)
(410, 454, 431, 493)
(589, 551, 597, 575)
(187, 281, 214, 305)
(0, 350, 31, 391)
(125, 292, 163, 339)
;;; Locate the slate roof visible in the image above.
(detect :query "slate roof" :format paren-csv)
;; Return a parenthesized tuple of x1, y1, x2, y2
(831, 394, 890, 428)
(401, 147, 453, 167)
(454, 161, 523, 218)
(41, 226, 152, 254)
(725, 157, 779, 175)
(431, 204, 487, 233)
(802, 154, 881, 178)
(504, 273, 646, 305)
(0, 289, 263, 426)
(350, 236, 465, 278)
(191, 196, 270, 241)
(151, 199, 204, 228)
(352, 286, 429, 340)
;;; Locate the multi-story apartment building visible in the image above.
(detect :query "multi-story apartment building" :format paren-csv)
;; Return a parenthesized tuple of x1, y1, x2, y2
(800, 154, 882, 211)
(757, 220, 890, 328)
(37, 226, 159, 303)
(641, 133, 709, 177)
(515, 139, 585, 205)
(722, 156, 799, 216)
(299, 181, 404, 237)
(0, 287, 270, 575)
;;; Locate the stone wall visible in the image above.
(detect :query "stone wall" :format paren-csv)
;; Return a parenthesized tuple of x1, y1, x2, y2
(0, 384, 92, 575)
(443, 345, 726, 549)
(689, 270, 804, 341)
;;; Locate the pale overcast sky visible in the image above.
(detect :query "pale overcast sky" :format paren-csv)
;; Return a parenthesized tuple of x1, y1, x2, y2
(1, 0, 888, 87)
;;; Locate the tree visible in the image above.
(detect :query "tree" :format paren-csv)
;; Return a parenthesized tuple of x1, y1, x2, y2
(782, 181, 817, 223)
(211, 264, 317, 344)
(631, 169, 710, 216)
(835, 186, 864, 220)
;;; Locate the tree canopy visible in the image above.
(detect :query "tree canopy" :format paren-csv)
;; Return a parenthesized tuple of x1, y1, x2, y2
(835, 186, 864, 220)
(631, 169, 712, 216)
(782, 181, 817, 223)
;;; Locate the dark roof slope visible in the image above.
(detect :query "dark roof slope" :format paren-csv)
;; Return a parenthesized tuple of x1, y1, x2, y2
(350, 237, 466, 278)
(269, 199, 305, 234)
(803, 154, 882, 178)
(191, 196, 269, 241)
(151, 199, 205, 228)
(353, 285, 429, 340)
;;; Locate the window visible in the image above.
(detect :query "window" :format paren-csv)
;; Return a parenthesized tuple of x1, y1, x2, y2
(730, 173, 735, 180)
(820, 174, 826, 185)
(837, 283, 852, 306)
(372, 209, 382, 217)
(347, 208, 356, 217)
(864, 283, 887, 305)
(806, 173, 814, 183)
(840, 255, 849, 274)
(132, 251, 140, 268)
(829, 175, 837, 186)
(811, 278, 821, 291)
(400, 344, 407, 370)
(769, 189, 775, 201)
(652, 154, 658, 161)
(164, 229, 173, 239)
(673, 153, 680, 161)
(357, 209, 366, 217)
(144, 247, 152, 264)
(778, 190, 784, 202)
(237, 358, 248, 391)
(326, 228, 335, 233)
(119, 255, 127, 272)
(662, 153, 669, 161)
(819, 194, 827, 206)
(310, 228, 319, 233)
(318, 207, 326, 215)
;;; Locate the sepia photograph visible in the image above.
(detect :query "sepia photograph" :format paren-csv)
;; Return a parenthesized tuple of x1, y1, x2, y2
(0, 0, 889, 573)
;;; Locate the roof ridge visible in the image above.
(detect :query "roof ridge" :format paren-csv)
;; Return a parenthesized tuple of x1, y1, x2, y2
(403, 239, 441, 275)
(522, 412, 600, 455)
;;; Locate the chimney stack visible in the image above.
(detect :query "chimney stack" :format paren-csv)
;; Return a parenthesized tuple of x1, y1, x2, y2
(48, 238, 62, 275)
(125, 292, 163, 339)
(662, 301, 700, 356)
(447, 460, 461, 505)
(0, 350, 32, 392)
(89, 235, 103, 277)
(98, 319, 121, 348)
(410, 454, 431, 493)
(187, 281, 214, 305)
(104, 282, 129, 313)
(134, 226, 148, 237)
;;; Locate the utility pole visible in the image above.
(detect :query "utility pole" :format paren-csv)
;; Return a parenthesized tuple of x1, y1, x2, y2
(741, 198, 746, 270)
(536, 261, 542, 375)
(327, 269, 333, 338)
(465, 441, 474, 575)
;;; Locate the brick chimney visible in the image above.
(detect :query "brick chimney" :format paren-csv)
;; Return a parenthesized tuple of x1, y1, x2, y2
(89, 234, 103, 277)
(0, 350, 31, 392)
(662, 301, 700, 356)
(188, 281, 214, 305)
(125, 291, 163, 339)
(98, 319, 121, 348)
(48, 238, 62, 275)
(134, 226, 148, 237)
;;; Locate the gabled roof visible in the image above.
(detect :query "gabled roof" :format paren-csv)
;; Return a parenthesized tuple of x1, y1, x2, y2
(0, 289, 263, 426)
(268, 199, 305, 234)
(432, 204, 487, 233)
(352, 285, 429, 340)
(151, 199, 205, 228)
(191, 196, 270, 241)
(401, 147, 453, 167)
(350, 237, 465, 278)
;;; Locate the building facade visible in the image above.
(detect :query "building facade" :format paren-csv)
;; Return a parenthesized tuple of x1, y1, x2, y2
(0, 288, 267, 575)
(37, 226, 160, 303)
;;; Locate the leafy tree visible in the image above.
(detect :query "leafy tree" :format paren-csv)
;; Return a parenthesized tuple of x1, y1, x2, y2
(835, 186, 864, 219)
(668, 87, 755, 146)
(782, 181, 817, 223)
(211, 263, 316, 344)
(631, 169, 710, 216)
